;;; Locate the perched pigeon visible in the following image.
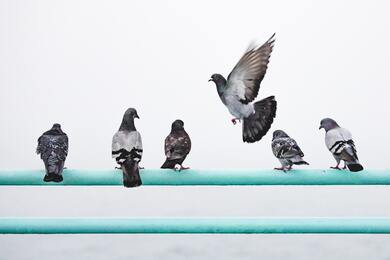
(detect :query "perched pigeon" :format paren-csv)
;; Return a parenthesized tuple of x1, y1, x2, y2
(272, 130, 309, 171)
(36, 123, 68, 182)
(161, 119, 191, 171)
(112, 108, 143, 187)
(319, 118, 363, 172)
(209, 34, 277, 143)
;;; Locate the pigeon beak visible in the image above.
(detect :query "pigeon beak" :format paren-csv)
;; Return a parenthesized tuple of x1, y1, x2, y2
(208, 78, 213, 82)
(135, 114, 140, 119)
(319, 126, 323, 130)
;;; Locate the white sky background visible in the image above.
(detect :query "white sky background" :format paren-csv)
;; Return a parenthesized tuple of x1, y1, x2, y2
(1, 1, 390, 259)
(0, 0, 389, 170)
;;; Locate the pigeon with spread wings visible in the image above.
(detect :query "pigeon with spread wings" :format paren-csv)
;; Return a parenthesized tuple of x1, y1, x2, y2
(209, 34, 277, 143)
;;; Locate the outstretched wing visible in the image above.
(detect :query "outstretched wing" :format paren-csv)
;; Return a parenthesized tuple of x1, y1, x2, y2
(164, 131, 191, 160)
(227, 33, 275, 104)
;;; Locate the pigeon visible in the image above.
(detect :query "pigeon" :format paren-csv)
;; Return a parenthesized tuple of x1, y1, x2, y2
(112, 108, 143, 187)
(161, 119, 191, 171)
(319, 118, 363, 172)
(36, 123, 68, 182)
(272, 130, 309, 171)
(209, 34, 277, 143)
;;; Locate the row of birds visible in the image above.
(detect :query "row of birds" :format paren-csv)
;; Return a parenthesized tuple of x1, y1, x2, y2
(36, 33, 363, 187)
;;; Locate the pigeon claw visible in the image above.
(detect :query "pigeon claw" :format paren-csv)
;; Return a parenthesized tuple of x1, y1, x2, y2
(274, 166, 292, 173)
(174, 164, 190, 172)
(330, 166, 342, 170)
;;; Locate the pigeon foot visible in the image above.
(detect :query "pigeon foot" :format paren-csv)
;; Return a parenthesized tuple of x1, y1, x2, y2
(174, 164, 190, 171)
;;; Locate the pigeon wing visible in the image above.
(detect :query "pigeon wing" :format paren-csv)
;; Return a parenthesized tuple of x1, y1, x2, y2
(112, 131, 143, 163)
(37, 134, 68, 161)
(325, 128, 353, 153)
(272, 137, 303, 159)
(165, 131, 191, 160)
(226, 34, 275, 104)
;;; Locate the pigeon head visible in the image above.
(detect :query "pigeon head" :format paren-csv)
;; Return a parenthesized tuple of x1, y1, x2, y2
(208, 74, 227, 87)
(272, 130, 289, 140)
(319, 118, 339, 132)
(120, 108, 139, 131)
(171, 119, 185, 131)
(124, 108, 139, 119)
(52, 123, 61, 129)
(47, 123, 64, 135)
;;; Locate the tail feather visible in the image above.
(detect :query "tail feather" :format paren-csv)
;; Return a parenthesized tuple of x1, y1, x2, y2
(122, 159, 142, 188)
(347, 163, 364, 172)
(294, 160, 309, 165)
(242, 96, 277, 143)
(43, 158, 64, 183)
(341, 146, 363, 172)
(161, 158, 184, 169)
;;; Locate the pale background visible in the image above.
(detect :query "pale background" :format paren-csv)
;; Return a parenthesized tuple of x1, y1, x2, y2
(1, 0, 390, 259)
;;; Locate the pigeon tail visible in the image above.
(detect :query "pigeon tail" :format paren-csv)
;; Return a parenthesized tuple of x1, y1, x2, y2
(161, 158, 185, 169)
(43, 158, 64, 183)
(122, 159, 142, 187)
(293, 160, 309, 165)
(290, 155, 309, 165)
(242, 96, 277, 143)
(346, 162, 364, 172)
(340, 145, 363, 172)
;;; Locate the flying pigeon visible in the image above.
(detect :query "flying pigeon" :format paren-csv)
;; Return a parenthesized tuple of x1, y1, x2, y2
(112, 108, 143, 187)
(209, 34, 277, 143)
(161, 119, 191, 171)
(319, 118, 363, 172)
(36, 123, 68, 182)
(272, 130, 309, 171)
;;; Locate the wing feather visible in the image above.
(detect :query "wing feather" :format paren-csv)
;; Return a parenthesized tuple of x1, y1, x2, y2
(227, 33, 275, 104)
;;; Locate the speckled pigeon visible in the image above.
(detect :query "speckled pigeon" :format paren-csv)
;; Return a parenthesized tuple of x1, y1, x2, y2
(36, 123, 68, 182)
(209, 34, 277, 143)
(161, 119, 191, 171)
(112, 108, 143, 187)
(271, 130, 309, 171)
(319, 118, 363, 172)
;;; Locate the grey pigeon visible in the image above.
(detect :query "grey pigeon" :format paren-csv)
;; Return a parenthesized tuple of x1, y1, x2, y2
(272, 130, 309, 171)
(161, 120, 191, 171)
(36, 123, 68, 182)
(112, 108, 143, 187)
(209, 34, 277, 143)
(319, 118, 363, 172)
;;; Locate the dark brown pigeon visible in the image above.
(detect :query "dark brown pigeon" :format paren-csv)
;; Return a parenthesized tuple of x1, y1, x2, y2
(161, 120, 191, 171)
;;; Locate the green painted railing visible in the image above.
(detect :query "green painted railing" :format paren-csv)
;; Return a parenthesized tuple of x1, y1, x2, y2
(1, 218, 390, 234)
(0, 169, 389, 185)
(2, 169, 390, 234)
